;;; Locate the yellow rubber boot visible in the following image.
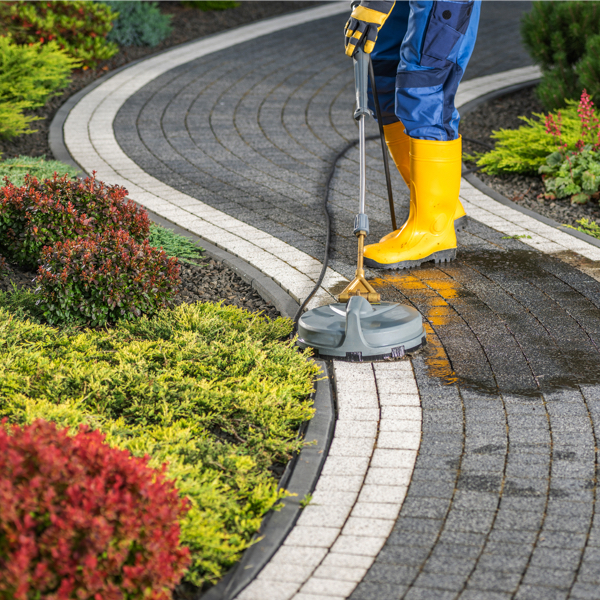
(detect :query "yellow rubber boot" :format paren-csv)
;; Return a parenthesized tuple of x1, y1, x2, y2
(379, 122, 467, 243)
(364, 136, 462, 269)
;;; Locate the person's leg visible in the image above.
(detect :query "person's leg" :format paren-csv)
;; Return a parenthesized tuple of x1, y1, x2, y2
(364, 0, 480, 269)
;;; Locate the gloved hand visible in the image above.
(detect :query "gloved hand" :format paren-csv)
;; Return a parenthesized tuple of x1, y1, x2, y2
(344, 0, 396, 57)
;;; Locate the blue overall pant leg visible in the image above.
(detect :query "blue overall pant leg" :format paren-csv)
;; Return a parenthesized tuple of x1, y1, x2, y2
(368, 1, 481, 140)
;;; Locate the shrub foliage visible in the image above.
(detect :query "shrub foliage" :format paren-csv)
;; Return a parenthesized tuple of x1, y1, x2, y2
(101, 1, 173, 47)
(0, 302, 318, 587)
(0, 0, 119, 69)
(0, 173, 150, 268)
(0, 36, 79, 139)
(521, 1, 600, 109)
(36, 229, 180, 326)
(0, 419, 190, 600)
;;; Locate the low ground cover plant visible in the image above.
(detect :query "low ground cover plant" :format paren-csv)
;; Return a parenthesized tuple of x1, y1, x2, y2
(0, 155, 79, 187)
(100, 1, 173, 47)
(0, 1, 119, 69)
(148, 222, 204, 264)
(565, 217, 600, 240)
(522, 1, 600, 109)
(0, 419, 190, 600)
(0, 301, 318, 588)
(0, 36, 79, 139)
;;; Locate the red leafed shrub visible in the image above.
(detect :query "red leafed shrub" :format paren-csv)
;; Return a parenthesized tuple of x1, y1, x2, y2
(0, 419, 191, 600)
(0, 172, 150, 269)
(36, 229, 180, 326)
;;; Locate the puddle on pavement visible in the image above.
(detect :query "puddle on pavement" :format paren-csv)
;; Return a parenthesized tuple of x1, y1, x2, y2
(370, 247, 600, 396)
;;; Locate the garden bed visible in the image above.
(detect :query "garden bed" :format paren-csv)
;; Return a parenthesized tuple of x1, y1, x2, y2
(0, 1, 318, 161)
(460, 84, 600, 228)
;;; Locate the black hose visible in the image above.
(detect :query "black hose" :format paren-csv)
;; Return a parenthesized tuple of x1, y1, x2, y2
(368, 57, 396, 231)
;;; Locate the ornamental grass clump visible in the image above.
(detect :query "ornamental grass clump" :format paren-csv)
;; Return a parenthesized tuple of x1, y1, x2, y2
(0, 172, 150, 268)
(0, 419, 190, 600)
(36, 229, 180, 326)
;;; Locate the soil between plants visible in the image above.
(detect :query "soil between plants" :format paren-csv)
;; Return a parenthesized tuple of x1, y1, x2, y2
(460, 85, 600, 227)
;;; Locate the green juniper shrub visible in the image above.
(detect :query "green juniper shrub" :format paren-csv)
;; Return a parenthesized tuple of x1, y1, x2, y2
(466, 101, 585, 175)
(538, 90, 600, 204)
(181, 1, 240, 10)
(521, 1, 600, 110)
(0, 301, 318, 587)
(99, 1, 172, 47)
(35, 229, 180, 326)
(0, 172, 150, 268)
(148, 223, 204, 264)
(0, 155, 79, 187)
(0, 36, 79, 139)
(0, 1, 119, 69)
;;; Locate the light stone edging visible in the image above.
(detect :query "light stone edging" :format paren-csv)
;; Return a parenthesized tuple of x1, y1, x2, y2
(236, 360, 421, 600)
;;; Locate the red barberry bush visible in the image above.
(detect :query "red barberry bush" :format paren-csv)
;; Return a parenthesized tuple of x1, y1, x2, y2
(0, 172, 150, 268)
(36, 229, 180, 326)
(0, 419, 191, 600)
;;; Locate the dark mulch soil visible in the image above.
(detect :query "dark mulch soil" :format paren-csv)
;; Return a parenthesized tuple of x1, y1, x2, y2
(0, 1, 318, 161)
(0, 257, 280, 320)
(460, 85, 600, 227)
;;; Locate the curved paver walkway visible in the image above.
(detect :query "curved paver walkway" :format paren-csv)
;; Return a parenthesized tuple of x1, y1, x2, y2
(60, 3, 600, 599)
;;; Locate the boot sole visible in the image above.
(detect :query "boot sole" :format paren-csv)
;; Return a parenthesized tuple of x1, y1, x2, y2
(364, 248, 457, 270)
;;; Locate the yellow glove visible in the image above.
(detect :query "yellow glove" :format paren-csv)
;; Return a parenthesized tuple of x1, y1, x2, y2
(344, 0, 396, 57)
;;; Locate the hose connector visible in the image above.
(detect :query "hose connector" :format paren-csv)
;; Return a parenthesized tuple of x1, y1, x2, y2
(354, 213, 369, 236)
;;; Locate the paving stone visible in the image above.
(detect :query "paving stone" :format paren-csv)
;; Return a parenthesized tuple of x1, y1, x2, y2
(284, 526, 340, 548)
(299, 577, 356, 597)
(513, 585, 569, 600)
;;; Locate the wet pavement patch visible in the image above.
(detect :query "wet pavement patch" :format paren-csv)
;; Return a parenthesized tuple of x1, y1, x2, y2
(374, 247, 600, 396)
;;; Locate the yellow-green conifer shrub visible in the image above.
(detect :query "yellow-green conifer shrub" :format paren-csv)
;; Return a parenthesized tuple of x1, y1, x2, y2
(0, 36, 79, 139)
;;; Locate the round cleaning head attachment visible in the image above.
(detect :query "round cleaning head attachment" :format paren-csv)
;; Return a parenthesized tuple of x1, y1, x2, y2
(297, 296, 426, 362)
